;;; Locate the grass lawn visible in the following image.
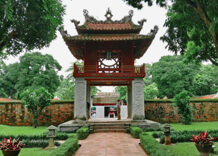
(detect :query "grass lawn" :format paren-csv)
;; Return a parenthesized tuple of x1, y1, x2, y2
(7, 148, 53, 156)
(0, 125, 47, 135)
(167, 142, 218, 156)
(170, 121, 218, 131)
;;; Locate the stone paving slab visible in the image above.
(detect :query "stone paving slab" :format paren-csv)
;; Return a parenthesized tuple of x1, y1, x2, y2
(74, 132, 147, 156)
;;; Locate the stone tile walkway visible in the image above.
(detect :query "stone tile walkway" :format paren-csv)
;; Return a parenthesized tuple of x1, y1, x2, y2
(74, 132, 147, 156)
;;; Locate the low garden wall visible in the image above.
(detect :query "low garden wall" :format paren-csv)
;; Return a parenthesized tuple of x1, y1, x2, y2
(0, 100, 74, 126)
(145, 99, 218, 123)
(1, 99, 218, 126)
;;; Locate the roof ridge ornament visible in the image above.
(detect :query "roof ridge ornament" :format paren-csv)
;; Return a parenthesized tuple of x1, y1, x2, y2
(83, 9, 98, 23)
(71, 19, 80, 27)
(148, 25, 159, 35)
(105, 8, 113, 22)
(138, 19, 147, 26)
(119, 10, 134, 23)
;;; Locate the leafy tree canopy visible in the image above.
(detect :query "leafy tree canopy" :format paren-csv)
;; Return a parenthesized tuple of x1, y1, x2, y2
(21, 87, 52, 128)
(0, 52, 61, 99)
(193, 64, 218, 95)
(144, 82, 158, 99)
(0, 62, 19, 98)
(0, 0, 64, 58)
(60, 60, 100, 100)
(144, 63, 153, 86)
(54, 78, 75, 100)
(151, 55, 199, 98)
(124, 0, 218, 66)
(115, 86, 127, 101)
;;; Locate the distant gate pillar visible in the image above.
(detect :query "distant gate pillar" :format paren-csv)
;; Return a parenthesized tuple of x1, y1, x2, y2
(127, 85, 132, 118)
(86, 85, 91, 119)
(74, 78, 87, 120)
(131, 78, 145, 120)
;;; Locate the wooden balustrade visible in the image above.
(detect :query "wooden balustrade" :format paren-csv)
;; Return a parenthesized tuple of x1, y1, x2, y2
(73, 64, 145, 77)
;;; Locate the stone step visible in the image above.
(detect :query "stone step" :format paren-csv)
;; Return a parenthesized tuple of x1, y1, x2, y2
(94, 126, 126, 129)
(94, 129, 127, 133)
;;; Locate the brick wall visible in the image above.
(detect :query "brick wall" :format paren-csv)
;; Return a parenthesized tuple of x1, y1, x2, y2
(0, 100, 74, 126)
(1, 99, 217, 125)
(144, 99, 218, 123)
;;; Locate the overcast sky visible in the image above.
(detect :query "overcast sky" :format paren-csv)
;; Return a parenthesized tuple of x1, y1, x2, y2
(5, 0, 173, 92)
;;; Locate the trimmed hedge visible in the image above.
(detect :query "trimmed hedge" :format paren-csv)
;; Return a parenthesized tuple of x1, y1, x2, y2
(156, 130, 218, 144)
(49, 134, 79, 156)
(23, 139, 60, 147)
(76, 126, 89, 140)
(0, 132, 69, 141)
(130, 126, 143, 138)
(140, 132, 172, 156)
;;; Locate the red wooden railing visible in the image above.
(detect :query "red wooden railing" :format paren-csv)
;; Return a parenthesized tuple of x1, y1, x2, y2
(73, 64, 145, 77)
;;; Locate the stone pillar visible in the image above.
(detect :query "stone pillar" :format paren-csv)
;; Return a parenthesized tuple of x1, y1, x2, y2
(127, 85, 132, 118)
(131, 78, 144, 120)
(74, 78, 87, 120)
(86, 85, 91, 119)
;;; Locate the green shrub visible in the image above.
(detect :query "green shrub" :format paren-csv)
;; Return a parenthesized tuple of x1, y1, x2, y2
(152, 132, 160, 138)
(130, 126, 143, 138)
(160, 135, 165, 144)
(140, 132, 172, 156)
(76, 126, 89, 140)
(23, 139, 60, 147)
(144, 128, 155, 132)
(154, 130, 218, 144)
(0, 133, 69, 141)
(177, 135, 185, 142)
(170, 135, 177, 143)
(49, 134, 79, 156)
(21, 87, 52, 128)
(173, 90, 192, 125)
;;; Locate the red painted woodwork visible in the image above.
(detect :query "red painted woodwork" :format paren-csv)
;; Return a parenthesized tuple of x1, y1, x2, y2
(73, 64, 145, 78)
(61, 9, 158, 85)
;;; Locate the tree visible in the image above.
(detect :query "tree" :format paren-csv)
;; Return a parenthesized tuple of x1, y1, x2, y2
(144, 63, 153, 86)
(151, 55, 199, 98)
(144, 83, 158, 99)
(21, 87, 52, 128)
(0, 52, 61, 99)
(0, 61, 8, 97)
(0, 63, 19, 98)
(55, 78, 75, 100)
(65, 61, 100, 98)
(66, 61, 84, 82)
(91, 87, 100, 98)
(115, 86, 127, 101)
(124, 0, 218, 66)
(173, 90, 192, 125)
(0, 0, 64, 58)
(193, 64, 218, 95)
(15, 52, 61, 97)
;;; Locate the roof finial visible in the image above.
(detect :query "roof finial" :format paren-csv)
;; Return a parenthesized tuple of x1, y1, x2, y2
(83, 9, 97, 23)
(129, 10, 133, 17)
(105, 8, 113, 22)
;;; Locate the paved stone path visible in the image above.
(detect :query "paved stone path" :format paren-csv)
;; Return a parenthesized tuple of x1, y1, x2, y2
(74, 132, 147, 156)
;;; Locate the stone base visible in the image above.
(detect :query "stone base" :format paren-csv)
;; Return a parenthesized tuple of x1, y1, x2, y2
(164, 135, 172, 145)
(58, 119, 160, 132)
(45, 146, 57, 150)
(58, 122, 84, 132)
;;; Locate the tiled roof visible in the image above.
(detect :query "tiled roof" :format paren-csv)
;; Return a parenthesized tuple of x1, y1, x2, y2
(83, 23, 137, 30)
(66, 34, 153, 41)
(0, 98, 12, 101)
(191, 93, 218, 99)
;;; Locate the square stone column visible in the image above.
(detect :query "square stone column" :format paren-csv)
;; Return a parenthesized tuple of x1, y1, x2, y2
(127, 85, 132, 118)
(86, 85, 91, 119)
(74, 78, 87, 120)
(131, 78, 145, 120)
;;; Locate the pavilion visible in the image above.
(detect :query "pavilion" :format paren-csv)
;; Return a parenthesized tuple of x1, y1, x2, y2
(60, 9, 158, 121)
